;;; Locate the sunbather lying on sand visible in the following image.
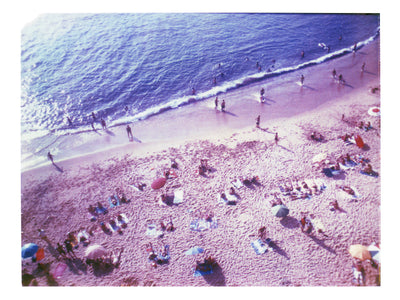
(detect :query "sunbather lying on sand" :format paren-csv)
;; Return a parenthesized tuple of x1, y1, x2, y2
(338, 185, 355, 196)
(310, 131, 324, 141)
(199, 159, 213, 175)
(160, 218, 174, 232)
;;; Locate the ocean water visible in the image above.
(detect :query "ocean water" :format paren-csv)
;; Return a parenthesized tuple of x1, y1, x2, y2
(21, 13, 379, 168)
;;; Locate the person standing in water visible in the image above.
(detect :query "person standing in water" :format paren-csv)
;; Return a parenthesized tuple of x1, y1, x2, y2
(300, 74, 305, 86)
(101, 118, 106, 130)
(215, 97, 218, 109)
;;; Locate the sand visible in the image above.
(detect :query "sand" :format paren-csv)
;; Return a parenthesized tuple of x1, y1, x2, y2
(20, 39, 381, 287)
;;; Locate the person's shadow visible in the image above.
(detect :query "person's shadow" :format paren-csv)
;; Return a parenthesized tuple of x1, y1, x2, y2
(202, 262, 226, 286)
(51, 162, 63, 173)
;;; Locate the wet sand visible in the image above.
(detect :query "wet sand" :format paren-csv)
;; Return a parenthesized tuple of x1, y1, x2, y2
(21, 39, 381, 287)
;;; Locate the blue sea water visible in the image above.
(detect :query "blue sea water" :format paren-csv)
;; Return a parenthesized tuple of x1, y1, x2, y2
(21, 13, 379, 166)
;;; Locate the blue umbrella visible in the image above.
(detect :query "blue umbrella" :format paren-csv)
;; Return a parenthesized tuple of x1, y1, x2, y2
(271, 204, 289, 218)
(21, 243, 39, 259)
(185, 246, 204, 255)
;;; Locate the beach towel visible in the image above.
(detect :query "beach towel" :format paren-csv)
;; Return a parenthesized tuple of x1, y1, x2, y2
(231, 179, 244, 189)
(173, 190, 184, 204)
(52, 262, 67, 279)
(116, 214, 129, 227)
(218, 192, 238, 205)
(251, 239, 268, 255)
(108, 195, 120, 208)
(193, 266, 213, 277)
(146, 224, 164, 238)
(190, 218, 218, 232)
(157, 245, 170, 261)
(95, 206, 108, 215)
(360, 170, 379, 177)
(109, 222, 120, 232)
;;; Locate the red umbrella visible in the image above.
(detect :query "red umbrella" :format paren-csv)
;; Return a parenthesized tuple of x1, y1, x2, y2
(355, 135, 364, 148)
(151, 177, 166, 189)
(35, 248, 45, 261)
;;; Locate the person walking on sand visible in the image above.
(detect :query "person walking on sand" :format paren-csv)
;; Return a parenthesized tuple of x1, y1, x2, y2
(221, 99, 226, 112)
(126, 125, 133, 141)
(215, 97, 218, 109)
(275, 132, 279, 144)
(47, 151, 54, 164)
(332, 69, 337, 79)
(361, 62, 366, 72)
(56, 243, 67, 259)
(101, 118, 106, 130)
(256, 115, 260, 128)
(64, 240, 77, 259)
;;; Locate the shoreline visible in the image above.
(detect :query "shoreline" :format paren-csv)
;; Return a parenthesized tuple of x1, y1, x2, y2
(20, 38, 381, 287)
(21, 38, 380, 173)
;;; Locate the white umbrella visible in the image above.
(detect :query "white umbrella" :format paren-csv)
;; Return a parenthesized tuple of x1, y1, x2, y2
(368, 106, 380, 117)
(84, 245, 108, 260)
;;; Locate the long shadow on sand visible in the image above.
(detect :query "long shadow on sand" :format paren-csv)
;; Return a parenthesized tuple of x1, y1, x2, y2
(270, 241, 290, 260)
(51, 162, 63, 173)
(202, 263, 226, 286)
(222, 110, 238, 117)
(105, 129, 115, 136)
(280, 216, 300, 229)
(310, 235, 336, 255)
(65, 258, 88, 275)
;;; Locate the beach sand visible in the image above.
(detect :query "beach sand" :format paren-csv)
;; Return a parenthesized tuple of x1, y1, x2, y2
(21, 39, 381, 287)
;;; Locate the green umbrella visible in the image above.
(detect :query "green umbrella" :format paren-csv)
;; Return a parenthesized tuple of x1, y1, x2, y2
(271, 204, 289, 218)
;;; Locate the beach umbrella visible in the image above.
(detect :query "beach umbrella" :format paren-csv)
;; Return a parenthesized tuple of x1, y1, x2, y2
(84, 245, 108, 260)
(368, 244, 381, 264)
(349, 244, 371, 261)
(21, 243, 39, 259)
(271, 204, 289, 218)
(368, 106, 381, 117)
(185, 246, 204, 255)
(151, 177, 167, 189)
(355, 135, 364, 149)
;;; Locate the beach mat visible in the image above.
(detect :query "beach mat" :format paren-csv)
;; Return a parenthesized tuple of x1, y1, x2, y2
(251, 239, 268, 255)
(360, 170, 379, 177)
(193, 266, 213, 277)
(108, 195, 120, 208)
(190, 218, 218, 232)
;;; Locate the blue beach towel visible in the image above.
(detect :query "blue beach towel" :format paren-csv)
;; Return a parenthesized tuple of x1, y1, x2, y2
(108, 195, 121, 208)
(193, 266, 213, 277)
(251, 239, 268, 255)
